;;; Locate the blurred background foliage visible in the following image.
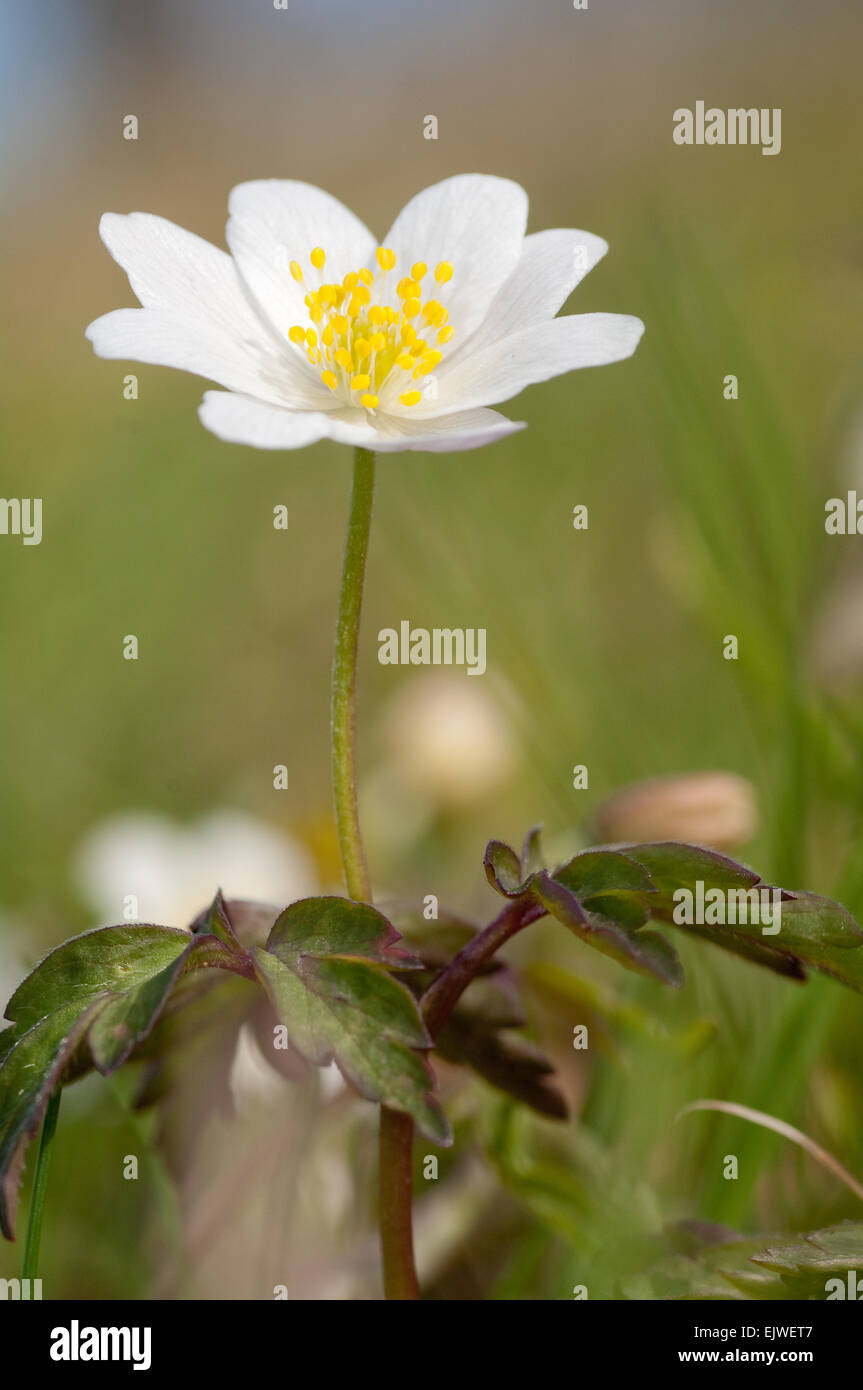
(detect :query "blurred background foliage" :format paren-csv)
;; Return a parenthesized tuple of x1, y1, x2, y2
(2, 0, 863, 1299)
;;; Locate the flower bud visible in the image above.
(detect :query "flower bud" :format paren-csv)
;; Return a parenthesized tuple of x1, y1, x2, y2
(594, 772, 757, 852)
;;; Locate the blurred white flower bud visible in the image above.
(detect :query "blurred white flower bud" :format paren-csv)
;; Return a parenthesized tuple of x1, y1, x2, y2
(74, 809, 317, 928)
(594, 771, 757, 851)
(381, 672, 517, 811)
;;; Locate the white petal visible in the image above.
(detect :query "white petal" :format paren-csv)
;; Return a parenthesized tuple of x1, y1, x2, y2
(199, 392, 338, 449)
(447, 228, 608, 365)
(89, 212, 328, 407)
(381, 174, 528, 341)
(425, 312, 645, 416)
(87, 308, 291, 402)
(226, 180, 377, 345)
(198, 391, 522, 454)
(368, 407, 525, 453)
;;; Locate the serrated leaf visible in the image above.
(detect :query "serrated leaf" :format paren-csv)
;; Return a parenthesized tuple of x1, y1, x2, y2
(532, 872, 684, 987)
(435, 1010, 567, 1119)
(0, 919, 254, 1238)
(253, 897, 450, 1144)
(750, 1222, 863, 1275)
(192, 889, 245, 955)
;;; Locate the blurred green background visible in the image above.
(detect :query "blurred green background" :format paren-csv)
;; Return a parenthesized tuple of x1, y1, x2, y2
(2, 0, 863, 1299)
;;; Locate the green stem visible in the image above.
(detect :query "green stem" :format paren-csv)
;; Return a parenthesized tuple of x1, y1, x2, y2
(331, 447, 375, 905)
(331, 448, 419, 1299)
(22, 1087, 61, 1284)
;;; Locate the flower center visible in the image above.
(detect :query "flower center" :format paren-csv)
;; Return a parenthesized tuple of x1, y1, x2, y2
(287, 246, 454, 410)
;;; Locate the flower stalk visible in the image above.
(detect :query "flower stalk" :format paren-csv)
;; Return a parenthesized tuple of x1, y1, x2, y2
(331, 447, 422, 1299)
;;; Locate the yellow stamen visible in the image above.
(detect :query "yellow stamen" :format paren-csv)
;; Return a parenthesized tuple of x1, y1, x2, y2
(359, 267, 374, 286)
(310, 247, 326, 270)
(438, 325, 455, 344)
(411, 261, 427, 281)
(396, 353, 414, 369)
(343, 271, 359, 290)
(351, 374, 371, 391)
(399, 390, 422, 406)
(434, 260, 453, 284)
(354, 338, 372, 360)
(289, 260, 304, 283)
(376, 247, 396, 271)
(361, 393, 379, 409)
(334, 348, 353, 370)
(370, 332, 386, 352)
(288, 325, 306, 346)
(321, 370, 337, 390)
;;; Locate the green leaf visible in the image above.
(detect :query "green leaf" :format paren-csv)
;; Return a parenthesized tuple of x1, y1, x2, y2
(520, 826, 545, 880)
(484, 840, 533, 898)
(0, 1001, 102, 1239)
(620, 1220, 863, 1301)
(435, 1011, 567, 1119)
(554, 848, 655, 901)
(623, 841, 761, 894)
(533, 872, 684, 988)
(0, 917, 255, 1238)
(254, 897, 450, 1144)
(750, 1222, 863, 1277)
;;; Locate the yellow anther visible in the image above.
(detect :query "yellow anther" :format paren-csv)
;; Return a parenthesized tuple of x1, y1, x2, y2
(347, 298, 362, 318)
(354, 338, 372, 360)
(288, 325, 306, 346)
(322, 323, 335, 347)
(343, 271, 359, 291)
(396, 353, 414, 370)
(368, 305, 386, 326)
(437, 325, 455, 344)
(350, 374, 371, 391)
(422, 299, 446, 325)
(359, 267, 374, 286)
(352, 284, 371, 307)
(334, 348, 353, 370)
(360, 393, 379, 409)
(403, 298, 421, 319)
(321, 370, 337, 390)
(376, 247, 396, 271)
(289, 260, 304, 283)
(411, 261, 427, 281)
(334, 315, 349, 336)
(309, 305, 323, 324)
(304, 293, 315, 308)
(306, 329, 317, 347)
(399, 390, 423, 406)
(306, 350, 316, 364)
(434, 260, 454, 284)
(310, 247, 326, 270)
(319, 284, 337, 307)
(401, 323, 417, 345)
(417, 349, 443, 373)
(410, 338, 427, 356)
(396, 278, 414, 299)
(370, 332, 386, 352)
(386, 306, 399, 324)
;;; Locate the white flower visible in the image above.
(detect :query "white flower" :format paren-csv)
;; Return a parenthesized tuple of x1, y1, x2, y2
(74, 808, 317, 927)
(86, 174, 644, 454)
